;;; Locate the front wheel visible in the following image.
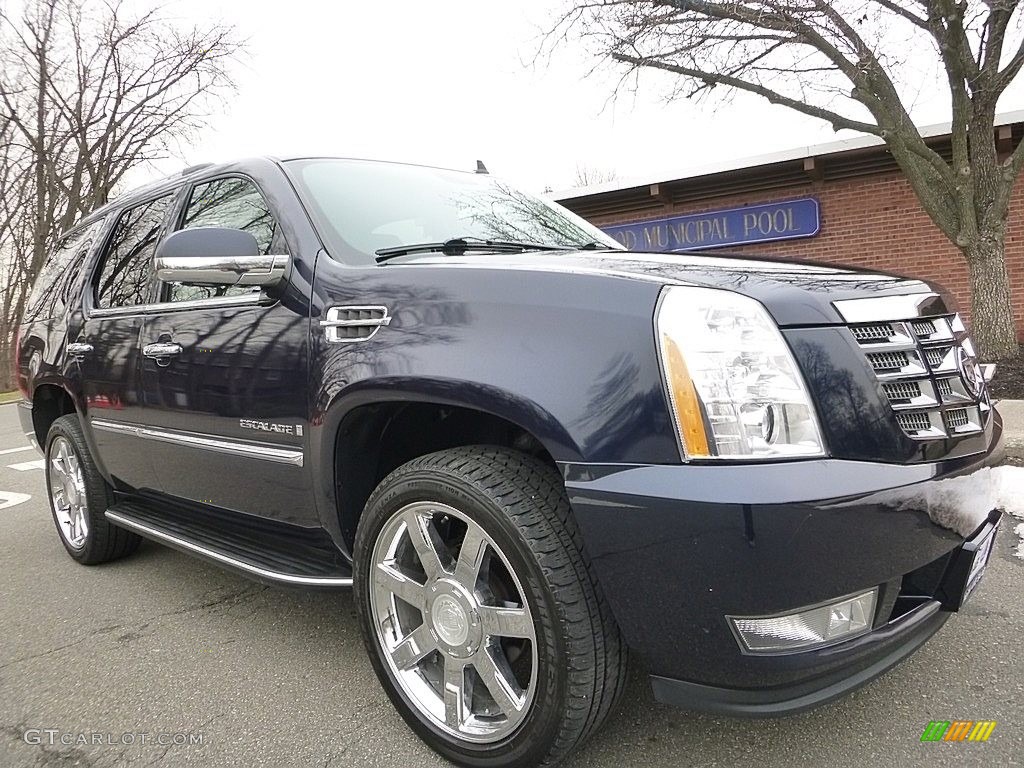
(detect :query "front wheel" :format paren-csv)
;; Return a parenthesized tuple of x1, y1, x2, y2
(353, 447, 627, 768)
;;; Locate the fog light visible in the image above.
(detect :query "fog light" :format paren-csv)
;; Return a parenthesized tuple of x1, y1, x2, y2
(728, 589, 877, 654)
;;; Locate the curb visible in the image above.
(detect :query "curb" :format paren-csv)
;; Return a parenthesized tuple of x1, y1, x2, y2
(996, 400, 1024, 460)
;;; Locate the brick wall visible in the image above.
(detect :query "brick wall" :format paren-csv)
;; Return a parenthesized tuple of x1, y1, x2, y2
(581, 170, 1024, 340)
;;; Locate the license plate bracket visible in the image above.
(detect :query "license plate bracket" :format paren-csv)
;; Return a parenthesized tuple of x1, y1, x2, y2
(936, 509, 1001, 611)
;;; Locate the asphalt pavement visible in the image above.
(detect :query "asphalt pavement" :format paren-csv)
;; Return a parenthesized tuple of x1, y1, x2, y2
(0, 402, 1021, 768)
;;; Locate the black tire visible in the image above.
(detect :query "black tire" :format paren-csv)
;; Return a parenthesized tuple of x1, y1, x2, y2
(44, 414, 141, 565)
(353, 446, 628, 768)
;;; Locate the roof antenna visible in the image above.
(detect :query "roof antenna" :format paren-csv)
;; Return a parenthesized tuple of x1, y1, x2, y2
(475, 160, 489, 174)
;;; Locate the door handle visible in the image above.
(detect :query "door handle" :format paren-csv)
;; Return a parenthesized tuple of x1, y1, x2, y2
(143, 341, 183, 367)
(67, 342, 93, 357)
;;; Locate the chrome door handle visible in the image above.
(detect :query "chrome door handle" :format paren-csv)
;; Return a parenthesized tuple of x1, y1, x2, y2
(143, 341, 183, 366)
(67, 342, 93, 356)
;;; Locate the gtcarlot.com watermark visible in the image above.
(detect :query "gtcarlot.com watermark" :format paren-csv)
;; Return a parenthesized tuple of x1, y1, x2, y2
(23, 729, 204, 747)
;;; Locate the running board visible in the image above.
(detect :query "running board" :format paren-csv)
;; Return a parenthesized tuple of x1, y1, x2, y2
(105, 502, 352, 588)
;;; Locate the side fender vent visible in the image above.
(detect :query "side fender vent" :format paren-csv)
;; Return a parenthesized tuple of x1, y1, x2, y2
(320, 305, 392, 343)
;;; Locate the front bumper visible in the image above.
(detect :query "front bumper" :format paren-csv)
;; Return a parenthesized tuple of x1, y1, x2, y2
(563, 412, 1004, 716)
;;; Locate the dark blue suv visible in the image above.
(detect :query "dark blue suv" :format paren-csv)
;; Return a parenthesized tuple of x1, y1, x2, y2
(14, 157, 1004, 767)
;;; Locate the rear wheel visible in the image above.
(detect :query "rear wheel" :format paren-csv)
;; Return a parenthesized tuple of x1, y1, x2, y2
(353, 447, 628, 767)
(44, 414, 141, 564)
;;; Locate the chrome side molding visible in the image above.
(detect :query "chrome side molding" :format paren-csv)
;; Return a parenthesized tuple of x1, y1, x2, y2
(89, 292, 264, 319)
(104, 510, 352, 587)
(90, 419, 303, 466)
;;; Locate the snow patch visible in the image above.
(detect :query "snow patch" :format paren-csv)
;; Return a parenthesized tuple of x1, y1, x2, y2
(882, 466, 1024, 551)
(994, 467, 1024, 559)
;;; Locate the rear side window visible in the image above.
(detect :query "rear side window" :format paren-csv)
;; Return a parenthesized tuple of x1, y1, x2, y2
(95, 195, 174, 308)
(23, 221, 103, 322)
(166, 177, 284, 303)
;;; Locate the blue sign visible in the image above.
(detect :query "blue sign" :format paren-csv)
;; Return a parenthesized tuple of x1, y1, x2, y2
(601, 197, 820, 251)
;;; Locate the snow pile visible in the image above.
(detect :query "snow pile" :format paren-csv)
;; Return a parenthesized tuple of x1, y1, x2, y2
(1000, 466, 1024, 559)
(883, 466, 1024, 556)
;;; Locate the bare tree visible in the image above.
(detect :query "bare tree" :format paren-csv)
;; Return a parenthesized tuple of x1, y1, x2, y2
(549, 0, 1024, 360)
(574, 163, 619, 186)
(0, 0, 241, 390)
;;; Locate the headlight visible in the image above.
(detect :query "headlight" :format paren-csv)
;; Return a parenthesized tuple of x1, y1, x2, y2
(656, 285, 825, 459)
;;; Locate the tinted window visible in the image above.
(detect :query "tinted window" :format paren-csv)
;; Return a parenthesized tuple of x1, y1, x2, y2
(95, 196, 173, 308)
(24, 221, 103, 321)
(182, 177, 279, 254)
(166, 177, 282, 303)
(287, 158, 621, 265)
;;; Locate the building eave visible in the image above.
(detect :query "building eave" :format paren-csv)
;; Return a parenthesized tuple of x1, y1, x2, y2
(552, 109, 1024, 203)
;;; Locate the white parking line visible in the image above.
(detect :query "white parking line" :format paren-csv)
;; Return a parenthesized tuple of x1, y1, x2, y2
(7, 459, 44, 471)
(0, 491, 31, 509)
(0, 445, 33, 455)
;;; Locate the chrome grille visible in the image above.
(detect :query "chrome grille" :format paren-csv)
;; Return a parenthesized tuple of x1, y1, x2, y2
(867, 351, 909, 372)
(911, 320, 937, 337)
(851, 323, 895, 343)
(897, 411, 933, 433)
(945, 408, 970, 429)
(883, 381, 921, 401)
(845, 311, 989, 440)
(924, 346, 953, 369)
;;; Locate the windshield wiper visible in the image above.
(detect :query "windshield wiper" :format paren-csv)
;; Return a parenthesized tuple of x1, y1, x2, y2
(375, 237, 576, 263)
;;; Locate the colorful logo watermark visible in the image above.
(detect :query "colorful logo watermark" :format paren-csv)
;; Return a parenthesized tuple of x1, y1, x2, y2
(920, 721, 997, 742)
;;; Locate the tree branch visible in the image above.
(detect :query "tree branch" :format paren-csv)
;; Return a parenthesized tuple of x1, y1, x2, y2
(611, 51, 882, 134)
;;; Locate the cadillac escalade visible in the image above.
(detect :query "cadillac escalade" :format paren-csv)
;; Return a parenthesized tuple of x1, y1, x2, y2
(14, 156, 1004, 767)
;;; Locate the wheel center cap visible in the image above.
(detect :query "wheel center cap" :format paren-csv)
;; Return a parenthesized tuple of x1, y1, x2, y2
(62, 478, 79, 506)
(431, 594, 470, 647)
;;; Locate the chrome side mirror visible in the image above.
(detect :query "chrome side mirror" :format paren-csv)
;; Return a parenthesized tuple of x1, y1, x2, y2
(154, 228, 288, 288)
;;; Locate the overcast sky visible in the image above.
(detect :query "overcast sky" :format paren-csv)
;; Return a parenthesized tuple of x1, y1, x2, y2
(129, 0, 1024, 196)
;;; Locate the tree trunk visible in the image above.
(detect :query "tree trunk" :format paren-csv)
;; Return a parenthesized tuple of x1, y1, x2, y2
(0, 335, 15, 393)
(964, 240, 1019, 360)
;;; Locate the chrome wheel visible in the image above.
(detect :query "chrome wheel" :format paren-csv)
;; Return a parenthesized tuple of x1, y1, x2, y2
(48, 436, 89, 550)
(370, 501, 538, 743)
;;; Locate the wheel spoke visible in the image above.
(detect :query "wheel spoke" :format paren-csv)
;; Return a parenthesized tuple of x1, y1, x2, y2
(479, 606, 533, 640)
(374, 562, 427, 610)
(389, 623, 437, 671)
(75, 505, 89, 539)
(67, 451, 81, 479)
(474, 647, 524, 718)
(403, 509, 445, 580)
(443, 656, 471, 729)
(454, 523, 488, 587)
(58, 442, 73, 471)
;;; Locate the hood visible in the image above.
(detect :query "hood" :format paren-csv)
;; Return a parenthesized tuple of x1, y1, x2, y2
(396, 250, 936, 327)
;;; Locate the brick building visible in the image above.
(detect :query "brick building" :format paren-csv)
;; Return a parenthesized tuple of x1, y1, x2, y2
(554, 112, 1024, 340)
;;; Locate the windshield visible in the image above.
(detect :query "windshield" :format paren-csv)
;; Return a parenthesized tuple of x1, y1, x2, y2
(286, 158, 622, 265)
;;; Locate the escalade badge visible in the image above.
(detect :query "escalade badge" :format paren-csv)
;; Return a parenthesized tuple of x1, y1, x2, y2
(956, 346, 984, 398)
(239, 419, 303, 437)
